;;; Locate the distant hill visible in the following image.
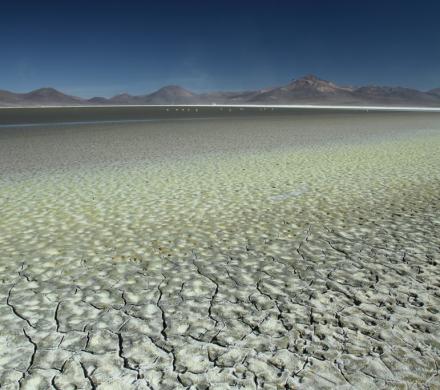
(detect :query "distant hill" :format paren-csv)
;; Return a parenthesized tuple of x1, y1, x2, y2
(142, 85, 197, 104)
(1, 76, 440, 107)
(0, 87, 84, 106)
(429, 88, 440, 97)
(248, 74, 355, 105)
(352, 86, 440, 106)
(0, 90, 23, 106)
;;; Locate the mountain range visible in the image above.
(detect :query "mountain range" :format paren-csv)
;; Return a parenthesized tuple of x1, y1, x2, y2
(1, 75, 440, 107)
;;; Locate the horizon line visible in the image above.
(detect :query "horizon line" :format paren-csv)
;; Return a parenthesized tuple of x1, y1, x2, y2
(2, 104, 440, 112)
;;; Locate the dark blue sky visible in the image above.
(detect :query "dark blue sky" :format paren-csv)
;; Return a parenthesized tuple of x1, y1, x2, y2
(1, 0, 439, 97)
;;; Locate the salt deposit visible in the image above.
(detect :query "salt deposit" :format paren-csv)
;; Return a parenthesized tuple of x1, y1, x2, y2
(0, 111, 439, 388)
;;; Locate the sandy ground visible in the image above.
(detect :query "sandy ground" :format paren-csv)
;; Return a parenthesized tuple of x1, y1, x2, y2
(0, 112, 440, 389)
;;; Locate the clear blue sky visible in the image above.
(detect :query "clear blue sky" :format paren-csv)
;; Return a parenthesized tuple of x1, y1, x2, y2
(1, 0, 439, 97)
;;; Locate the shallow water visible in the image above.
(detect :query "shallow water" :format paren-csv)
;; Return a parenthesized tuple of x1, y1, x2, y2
(1, 113, 440, 388)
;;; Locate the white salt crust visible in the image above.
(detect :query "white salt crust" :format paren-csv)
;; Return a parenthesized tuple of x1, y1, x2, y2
(0, 114, 440, 388)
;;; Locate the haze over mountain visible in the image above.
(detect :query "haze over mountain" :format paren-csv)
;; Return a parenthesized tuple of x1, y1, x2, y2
(429, 88, 440, 97)
(1, 75, 440, 107)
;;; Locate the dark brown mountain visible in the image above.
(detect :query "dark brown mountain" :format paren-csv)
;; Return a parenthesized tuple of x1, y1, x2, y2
(0, 87, 84, 106)
(245, 76, 440, 106)
(101, 86, 198, 105)
(143, 85, 197, 104)
(1, 76, 440, 107)
(87, 96, 110, 104)
(248, 74, 355, 104)
(352, 86, 440, 106)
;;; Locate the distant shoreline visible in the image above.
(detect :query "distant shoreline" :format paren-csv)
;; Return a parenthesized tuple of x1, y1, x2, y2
(1, 104, 440, 111)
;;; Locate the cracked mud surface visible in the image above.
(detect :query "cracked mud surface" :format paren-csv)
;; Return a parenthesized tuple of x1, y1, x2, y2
(1, 113, 440, 389)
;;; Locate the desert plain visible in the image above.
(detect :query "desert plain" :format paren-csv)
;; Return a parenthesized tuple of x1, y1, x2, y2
(0, 109, 439, 389)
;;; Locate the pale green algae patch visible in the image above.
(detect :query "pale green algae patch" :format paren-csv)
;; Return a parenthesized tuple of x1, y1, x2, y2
(0, 131, 440, 388)
(1, 133, 439, 264)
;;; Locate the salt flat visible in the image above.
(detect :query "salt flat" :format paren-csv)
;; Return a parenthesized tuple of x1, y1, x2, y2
(0, 111, 439, 389)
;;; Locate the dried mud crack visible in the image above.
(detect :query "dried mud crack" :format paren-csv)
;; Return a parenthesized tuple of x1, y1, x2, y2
(1, 115, 440, 388)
